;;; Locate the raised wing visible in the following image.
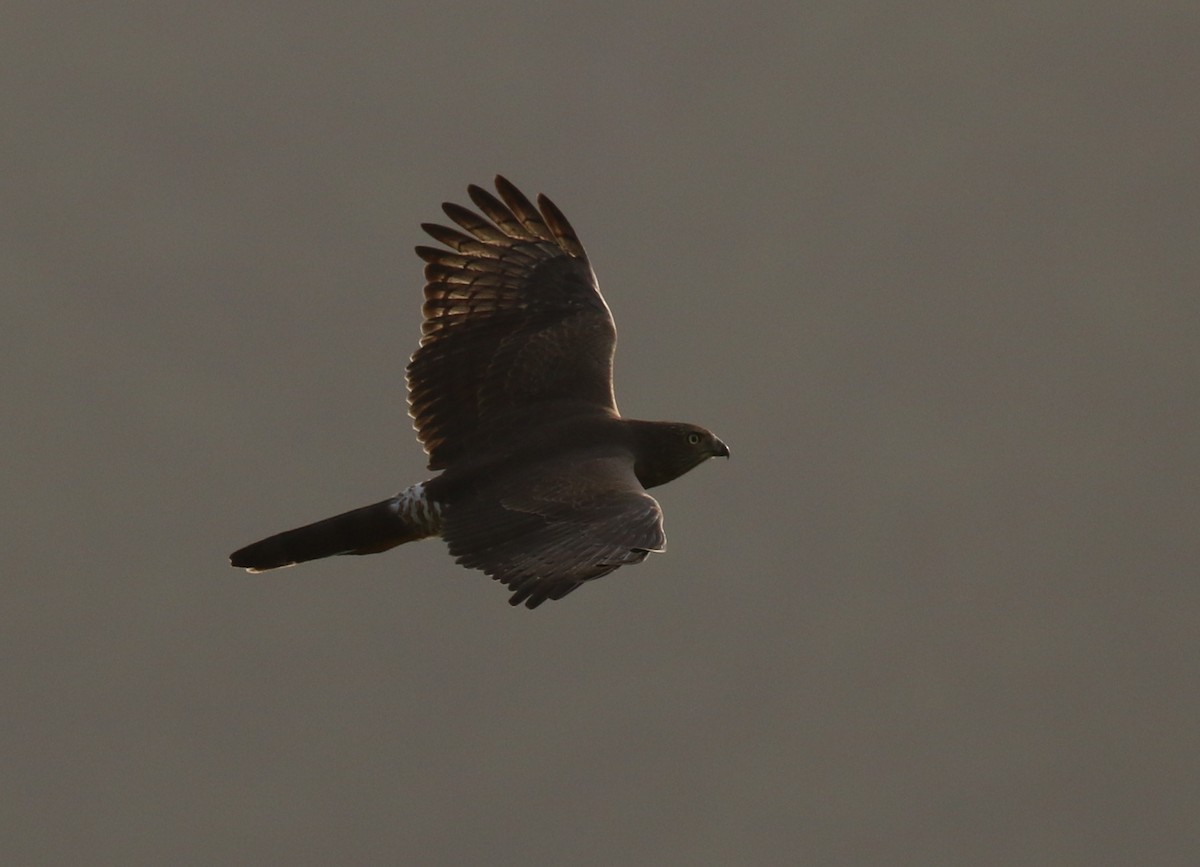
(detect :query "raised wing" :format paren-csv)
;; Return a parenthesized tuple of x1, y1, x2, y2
(408, 176, 618, 470)
(441, 452, 665, 608)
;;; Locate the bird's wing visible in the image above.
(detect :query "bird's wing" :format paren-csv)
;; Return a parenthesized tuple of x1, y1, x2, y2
(408, 176, 619, 470)
(441, 452, 665, 608)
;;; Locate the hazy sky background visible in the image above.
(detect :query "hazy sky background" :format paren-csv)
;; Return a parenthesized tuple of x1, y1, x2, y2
(5, 3, 1198, 864)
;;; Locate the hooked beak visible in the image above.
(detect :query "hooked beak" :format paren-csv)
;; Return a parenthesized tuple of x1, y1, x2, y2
(712, 437, 730, 459)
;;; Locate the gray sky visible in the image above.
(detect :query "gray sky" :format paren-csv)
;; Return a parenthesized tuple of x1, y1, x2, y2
(5, 3, 1198, 864)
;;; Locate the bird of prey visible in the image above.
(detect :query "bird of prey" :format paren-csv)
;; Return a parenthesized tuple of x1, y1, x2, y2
(230, 176, 728, 608)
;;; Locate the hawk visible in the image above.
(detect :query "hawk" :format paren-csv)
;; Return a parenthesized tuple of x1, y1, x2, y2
(230, 176, 728, 608)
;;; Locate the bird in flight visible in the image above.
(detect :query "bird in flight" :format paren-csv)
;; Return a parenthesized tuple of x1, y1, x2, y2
(230, 176, 728, 608)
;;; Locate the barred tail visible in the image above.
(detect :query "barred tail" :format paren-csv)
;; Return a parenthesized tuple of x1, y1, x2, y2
(230, 484, 441, 573)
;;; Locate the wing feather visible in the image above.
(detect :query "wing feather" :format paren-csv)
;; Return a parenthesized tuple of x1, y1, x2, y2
(441, 454, 664, 608)
(407, 177, 618, 470)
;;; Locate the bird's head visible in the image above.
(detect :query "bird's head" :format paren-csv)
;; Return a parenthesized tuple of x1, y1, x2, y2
(631, 421, 729, 489)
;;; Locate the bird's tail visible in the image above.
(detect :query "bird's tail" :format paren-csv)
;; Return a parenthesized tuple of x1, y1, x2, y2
(230, 484, 442, 572)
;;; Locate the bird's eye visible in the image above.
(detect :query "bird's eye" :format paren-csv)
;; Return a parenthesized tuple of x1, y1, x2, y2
(687, 432, 701, 445)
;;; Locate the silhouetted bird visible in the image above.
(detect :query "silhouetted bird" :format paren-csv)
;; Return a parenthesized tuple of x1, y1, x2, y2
(230, 176, 728, 607)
